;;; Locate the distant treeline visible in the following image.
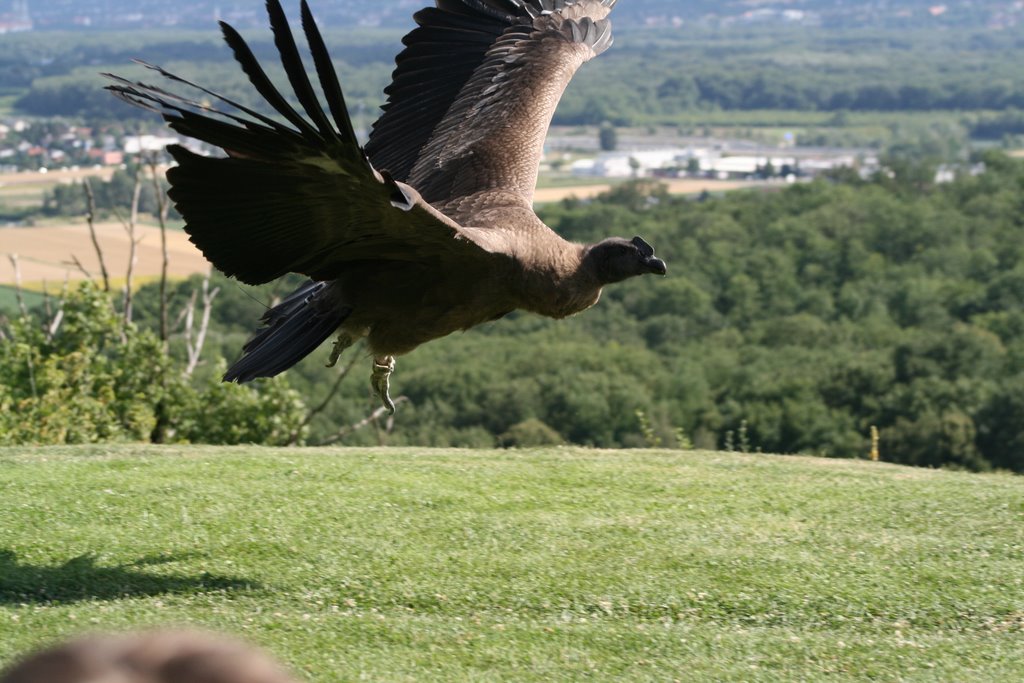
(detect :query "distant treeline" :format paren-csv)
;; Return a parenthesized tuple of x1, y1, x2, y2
(7, 27, 1024, 125)
(971, 110, 1024, 140)
(557, 29, 1024, 124)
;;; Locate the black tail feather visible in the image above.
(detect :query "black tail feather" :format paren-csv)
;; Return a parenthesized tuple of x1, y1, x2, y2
(224, 281, 351, 383)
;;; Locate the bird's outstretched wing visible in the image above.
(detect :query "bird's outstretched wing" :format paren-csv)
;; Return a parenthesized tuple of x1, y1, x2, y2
(105, 0, 505, 287)
(365, 0, 617, 212)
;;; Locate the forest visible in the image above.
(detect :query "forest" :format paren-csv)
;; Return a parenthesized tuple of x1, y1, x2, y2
(6, 25, 1024, 129)
(4, 153, 1023, 472)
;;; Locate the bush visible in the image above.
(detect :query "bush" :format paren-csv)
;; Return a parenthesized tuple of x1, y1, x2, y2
(498, 419, 565, 448)
(0, 282, 306, 446)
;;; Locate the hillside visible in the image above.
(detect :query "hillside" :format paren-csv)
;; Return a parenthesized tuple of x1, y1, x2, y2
(1, 445, 1022, 681)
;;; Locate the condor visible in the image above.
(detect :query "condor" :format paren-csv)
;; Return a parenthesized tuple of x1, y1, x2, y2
(107, 0, 666, 412)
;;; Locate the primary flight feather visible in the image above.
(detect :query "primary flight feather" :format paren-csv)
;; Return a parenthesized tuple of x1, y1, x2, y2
(106, 0, 666, 413)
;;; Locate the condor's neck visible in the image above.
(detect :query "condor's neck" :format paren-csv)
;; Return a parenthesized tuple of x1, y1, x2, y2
(514, 242, 603, 319)
(456, 201, 605, 319)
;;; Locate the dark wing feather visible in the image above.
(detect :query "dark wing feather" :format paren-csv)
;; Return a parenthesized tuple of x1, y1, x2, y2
(265, 0, 336, 140)
(106, 0, 503, 286)
(299, 0, 357, 143)
(364, 5, 511, 181)
(218, 20, 320, 138)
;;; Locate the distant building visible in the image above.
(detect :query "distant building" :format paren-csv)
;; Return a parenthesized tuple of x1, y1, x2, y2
(123, 134, 180, 154)
(88, 149, 124, 166)
(569, 145, 875, 181)
(0, 0, 32, 33)
(573, 149, 691, 178)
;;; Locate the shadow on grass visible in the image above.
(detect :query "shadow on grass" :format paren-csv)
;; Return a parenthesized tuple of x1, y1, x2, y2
(0, 550, 260, 604)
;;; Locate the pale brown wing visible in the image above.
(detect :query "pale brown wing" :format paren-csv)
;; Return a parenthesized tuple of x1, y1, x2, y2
(366, 0, 616, 213)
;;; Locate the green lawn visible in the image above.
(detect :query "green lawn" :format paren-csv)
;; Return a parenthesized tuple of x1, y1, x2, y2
(0, 95, 17, 117)
(1, 446, 1022, 681)
(0, 285, 44, 313)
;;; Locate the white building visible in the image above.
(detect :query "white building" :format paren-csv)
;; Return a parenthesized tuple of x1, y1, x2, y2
(569, 145, 873, 181)
(123, 135, 181, 154)
(704, 155, 796, 178)
(573, 148, 691, 178)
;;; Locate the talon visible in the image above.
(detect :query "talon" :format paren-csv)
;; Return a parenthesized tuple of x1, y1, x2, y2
(371, 356, 397, 415)
(327, 332, 355, 367)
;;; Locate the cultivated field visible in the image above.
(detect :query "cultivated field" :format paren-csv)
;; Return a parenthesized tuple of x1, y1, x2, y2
(0, 167, 116, 209)
(1, 221, 209, 290)
(0, 165, 212, 290)
(0, 167, 117, 188)
(532, 178, 764, 203)
(1, 446, 1022, 681)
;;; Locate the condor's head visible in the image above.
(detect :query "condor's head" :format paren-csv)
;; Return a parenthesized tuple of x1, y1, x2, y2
(586, 236, 667, 285)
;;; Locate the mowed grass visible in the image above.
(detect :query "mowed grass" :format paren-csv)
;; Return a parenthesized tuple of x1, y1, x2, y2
(0, 182, 49, 209)
(0, 285, 44, 312)
(1, 446, 1022, 681)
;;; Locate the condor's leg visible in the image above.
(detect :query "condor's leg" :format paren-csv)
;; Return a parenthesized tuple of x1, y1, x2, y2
(326, 331, 357, 368)
(371, 356, 397, 415)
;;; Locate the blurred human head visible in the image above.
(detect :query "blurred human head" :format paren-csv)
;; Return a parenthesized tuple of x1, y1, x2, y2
(0, 630, 298, 683)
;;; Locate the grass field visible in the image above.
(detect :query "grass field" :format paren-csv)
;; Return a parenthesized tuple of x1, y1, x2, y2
(1, 446, 1022, 681)
(0, 284, 44, 312)
(0, 167, 116, 209)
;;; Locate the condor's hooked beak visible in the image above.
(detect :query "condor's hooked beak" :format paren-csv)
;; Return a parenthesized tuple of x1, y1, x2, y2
(646, 257, 667, 276)
(632, 236, 667, 276)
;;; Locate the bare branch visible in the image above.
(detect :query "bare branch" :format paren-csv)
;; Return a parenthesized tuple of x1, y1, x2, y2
(184, 271, 220, 376)
(82, 178, 110, 292)
(7, 255, 38, 399)
(42, 281, 51, 319)
(45, 309, 64, 342)
(121, 165, 144, 328)
(315, 396, 410, 446)
(172, 295, 192, 333)
(181, 287, 199, 369)
(286, 342, 364, 446)
(146, 152, 171, 343)
(6, 254, 28, 317)
(66, 254, 94, 281)
(40, 278, 66, 343)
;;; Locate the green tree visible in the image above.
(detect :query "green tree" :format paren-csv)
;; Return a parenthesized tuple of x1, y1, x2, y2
(599, 122, 618, 151)
(0, 282, 305, 446)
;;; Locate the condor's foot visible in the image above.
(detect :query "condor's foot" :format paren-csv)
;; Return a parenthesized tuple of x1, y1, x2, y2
(371, 356, 397, 415)
(326, 331, 356, 368)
